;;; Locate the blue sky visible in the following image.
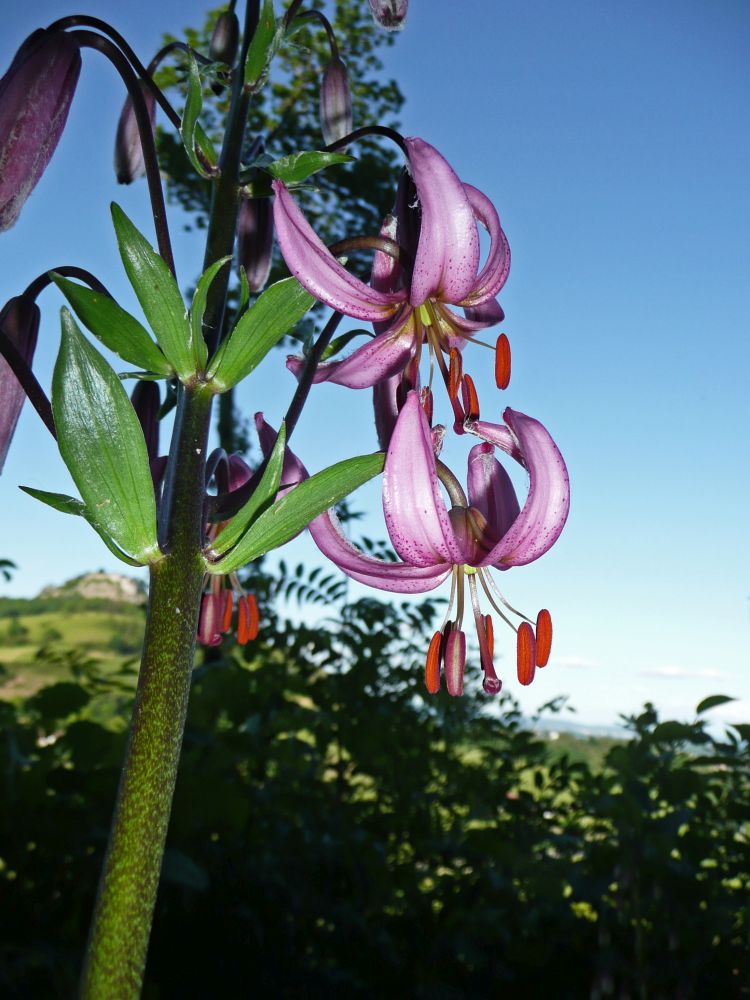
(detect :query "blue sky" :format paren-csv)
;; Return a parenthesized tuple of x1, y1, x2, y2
(1, 0, 748, 728)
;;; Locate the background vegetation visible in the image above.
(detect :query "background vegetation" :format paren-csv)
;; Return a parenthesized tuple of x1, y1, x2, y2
(1, 561, 748, 998)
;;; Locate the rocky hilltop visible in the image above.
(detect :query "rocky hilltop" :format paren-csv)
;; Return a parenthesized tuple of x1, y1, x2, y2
(38, 572, 146, 605)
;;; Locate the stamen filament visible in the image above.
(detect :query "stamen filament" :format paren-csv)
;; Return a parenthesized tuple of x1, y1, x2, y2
(480, 567, 534, 624)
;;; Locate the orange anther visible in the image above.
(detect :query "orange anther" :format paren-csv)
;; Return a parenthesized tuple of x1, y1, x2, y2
(424, 630, 442, 694)
(516, 621, 536, 686)
(535, 609, 552, 667)
(495, 333, 511, 390)
(484, 614, 494, 659)
(420, 386, 434, 424)
(461, 373, 480, 421)
(221, 590, 233, 633)
(448, 348, 462, 400)
(237, 593, 260, 644)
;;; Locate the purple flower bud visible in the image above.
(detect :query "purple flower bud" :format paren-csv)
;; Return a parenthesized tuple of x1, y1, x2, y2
(368, 0, 408, 31)
(0, 30, 81, 231)
(319, 56, 353, 147)
(114, 82, 157, 185)
(237, 197, 274, 292)
(209, 10, 240, 65)
(130, 380, 160, 463)
(0, 296, 40, 472)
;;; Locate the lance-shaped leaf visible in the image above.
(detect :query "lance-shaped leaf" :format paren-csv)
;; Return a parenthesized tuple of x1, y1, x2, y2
(210, 422, 287, 555)
(265, 151, 353, 185)
(181, 50, 219, 179)
(243, 0, 278, 92)
(52, 309, 160, 563)
(207, 277, 313, 391)
(190, 256, 232, 369)
(209, 451, 384, 574)
(696, 694, 736, 715)
(111, 203, 195, 381)
(51, 274, 172, 375)
(19, 485, 143, 567)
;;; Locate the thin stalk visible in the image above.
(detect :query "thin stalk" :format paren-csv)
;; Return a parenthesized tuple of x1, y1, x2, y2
(70, 31, 175, 275)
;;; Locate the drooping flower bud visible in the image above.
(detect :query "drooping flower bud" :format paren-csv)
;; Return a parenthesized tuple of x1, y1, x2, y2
(209, 9, 240, 65)
(319, 56, 352, 147)
(114, 82, 157, 185)
(368, 0, 408, 31)
(237, 197, 274, 292)
(0, 296, 40, 473)
(0, 30, 81, 231)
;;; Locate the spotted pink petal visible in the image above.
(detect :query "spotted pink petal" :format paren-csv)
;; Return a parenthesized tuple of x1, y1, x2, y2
(405, 138, 480, 307)
(286, 309, 416, 388)
(383, 391, 465, 567)
(308, 507, 450, 593)
(272, 180, 404, 320)
(475, 409, 570, 568)
(460, 183, 511, 306)
(466, 442, 520, 541)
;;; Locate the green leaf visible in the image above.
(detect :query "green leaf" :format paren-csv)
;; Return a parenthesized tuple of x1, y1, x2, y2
(180, 50, 219, 178)
(210, 422, 287, 555)
(52, 309, 160, 564)
(111, 203, 195, 381)
(52, 275, 173, 376)
(238, 264, 250, 312)
(652, 720, 693, 743)
(209, 451, 384, 574)
(190, 257, 231, 369)
(243, 0, 278, 92)
(320, 329, 371, 361)
(696, 694, 736, 715)
(208, 277, 313, 391)
(266, 151, 354, 185)
(20, 487, 144, 568)
(19, 486, 86, 516)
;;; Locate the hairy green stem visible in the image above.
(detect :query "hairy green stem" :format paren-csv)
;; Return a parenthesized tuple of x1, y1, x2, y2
(79, 386, 212, 998)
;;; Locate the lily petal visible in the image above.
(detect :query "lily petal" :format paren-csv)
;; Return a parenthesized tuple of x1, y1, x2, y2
(373, 372, 402, 450)
(308, 507, 450, 593)
(466, 442, 520, 541)
(286, 310, 415, 389)
(272, 180, 404, 320)
(476, 409, 570, 568)
(383, 391, 465, 566)
(464, 297, 505, 326)
(405, 138, 480, 307)
(460, 183, 511, 306)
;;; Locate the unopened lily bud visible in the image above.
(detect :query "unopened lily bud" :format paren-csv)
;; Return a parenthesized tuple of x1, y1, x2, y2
(209, 9, 240, 65)
(237, 197, 273, 292)
(0, 29, 81, 230)
(130, 380, 160, 463)
(319, 56, 352, 147)
(114, 82, 157, 184)
(0, 296, 40, 473)
(368, 0, 408, 31)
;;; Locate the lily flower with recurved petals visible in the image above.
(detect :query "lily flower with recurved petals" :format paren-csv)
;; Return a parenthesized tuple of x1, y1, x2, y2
(274, 137, 511, 409)
(305, 391, 569, 696)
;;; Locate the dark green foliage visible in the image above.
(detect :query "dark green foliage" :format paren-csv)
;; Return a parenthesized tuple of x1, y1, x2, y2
(1, 562, 748, 998)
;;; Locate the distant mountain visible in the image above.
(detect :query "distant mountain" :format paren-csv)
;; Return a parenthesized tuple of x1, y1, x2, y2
(38, 572, 146, 606)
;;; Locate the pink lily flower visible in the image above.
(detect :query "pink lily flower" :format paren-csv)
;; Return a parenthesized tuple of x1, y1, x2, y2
(305, 391, 570, 696)
(273, 137, 510, 398)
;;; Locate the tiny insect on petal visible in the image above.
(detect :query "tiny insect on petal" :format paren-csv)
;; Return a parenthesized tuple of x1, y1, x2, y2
(535, 608, 552, 667)
(495, 333, 511, 390)
(516, 621, 536, 686)
(424, 630, 442, 694)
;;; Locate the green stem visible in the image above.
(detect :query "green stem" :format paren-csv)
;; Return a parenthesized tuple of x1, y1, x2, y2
(79, 387, 213, 998)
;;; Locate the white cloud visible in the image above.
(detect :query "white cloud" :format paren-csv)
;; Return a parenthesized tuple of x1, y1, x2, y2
(637, 664, 728, 680)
